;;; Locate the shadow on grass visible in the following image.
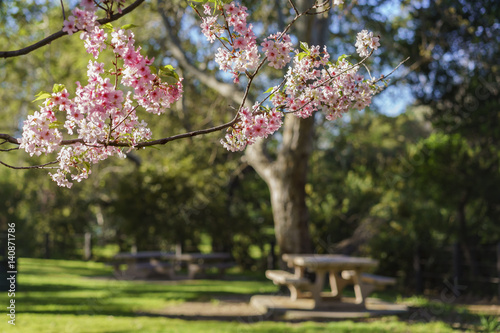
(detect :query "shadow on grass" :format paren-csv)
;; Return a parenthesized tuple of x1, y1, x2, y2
(18, 277, 278, 318)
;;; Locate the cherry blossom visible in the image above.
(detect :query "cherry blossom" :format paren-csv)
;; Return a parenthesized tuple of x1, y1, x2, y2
(200, 2, 260, 81)
(20, 0, 182, 187)
(355, 29, 380, 57)
(200, 2, 383, 152)
(261, 33, 293, 69)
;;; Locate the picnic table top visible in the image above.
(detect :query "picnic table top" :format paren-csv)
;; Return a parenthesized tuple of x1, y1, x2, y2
(282, 254, 378, 270)
(113, 251, 232, 261)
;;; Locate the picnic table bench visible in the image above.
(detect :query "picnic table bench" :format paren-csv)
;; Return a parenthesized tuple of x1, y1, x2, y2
(340, 270, 396, 301)
(265, 270, 312, 301)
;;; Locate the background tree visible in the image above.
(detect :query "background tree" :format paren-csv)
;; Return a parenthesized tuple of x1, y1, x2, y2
(389, 0, 500, 284)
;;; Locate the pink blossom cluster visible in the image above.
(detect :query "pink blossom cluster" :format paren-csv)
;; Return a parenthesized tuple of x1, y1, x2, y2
(20, 0, 183, 187)
(220, 42, 379, 152)
(221, 105, 283, 152)
(62, 0, 97, 36)
(20, 103, 63, 156)
(110, 28, 184, 114)
(201, 2, 260, 82)
(355, 29, 380, 57)
(271, 44, 377, 121)
(261, 33, 293, 70)
(198, 1, 381, 152)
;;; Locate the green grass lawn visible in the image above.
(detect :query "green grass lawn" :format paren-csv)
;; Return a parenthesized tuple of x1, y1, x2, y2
(0, 258, 479, 332)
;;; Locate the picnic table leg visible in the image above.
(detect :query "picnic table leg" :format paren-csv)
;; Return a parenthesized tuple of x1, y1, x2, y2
(328, 270, 349, 299)
(111, 263, 124, 279)
(188, 263, 200, 279)
(351, 269, 367, 304)
(311, 269, 327, 307)
(294, 266, 306, 277)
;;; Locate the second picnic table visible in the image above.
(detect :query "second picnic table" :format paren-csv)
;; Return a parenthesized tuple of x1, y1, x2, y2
(109, 251, 235, 279)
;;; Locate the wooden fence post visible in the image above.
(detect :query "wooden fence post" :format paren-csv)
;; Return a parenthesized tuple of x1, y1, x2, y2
(453, 242, 462, 288)
(497, 242, 500, 303)
(175, 242, 182, 256)
(84, 232, 92, 261)
(414, 243, 423, 295)
(44, 233, 50, 259)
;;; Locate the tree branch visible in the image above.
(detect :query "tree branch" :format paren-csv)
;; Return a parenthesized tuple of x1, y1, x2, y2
(0, 134, 20, 145)
(0, 0, 145, 59)
(0, 112, 239, 151)
(0, 159, 58, 170)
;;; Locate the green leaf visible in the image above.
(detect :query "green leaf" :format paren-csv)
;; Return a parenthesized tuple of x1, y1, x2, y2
(336, 54, 351, 66)
(32, 91, 51, 103)
(158, 65, 180, 83)
(52, 84, 66, 93)
(163, 76, 179, 85)
(49, 121, 64, 129)
(101, 22, 114, 32)
(219, 36, 230, 43)
(298, 52, 308, 61)
(300, 42, 310, 53)
(160, 65, 175, 71)
(264, 87, 275, 93)
(121, 24, 138, 30)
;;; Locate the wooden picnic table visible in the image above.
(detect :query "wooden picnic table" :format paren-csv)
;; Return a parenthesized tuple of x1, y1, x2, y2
(175, 253, 235, 279)
(108, 251, 177, 279)
(108, 251, 235, 279)
(281, 254, 379, 306)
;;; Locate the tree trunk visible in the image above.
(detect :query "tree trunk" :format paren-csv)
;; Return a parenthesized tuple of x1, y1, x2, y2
(245, 0, 329, 255)
(160, 0, 329, 255)
(247, 116, 314, 254)
(457, 191, 480, 279)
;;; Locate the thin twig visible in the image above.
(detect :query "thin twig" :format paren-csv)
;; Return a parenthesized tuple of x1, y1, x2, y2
(111, 105, 139, 132)
(306, 1, 331, 15)
(313, 49, 374, 90)
(362, 63, 373, 81)
(60, 0, 66, 20)
(288, 0, 300, 16)
(372, 56, 410, 83)
(253, 79, 287, 110)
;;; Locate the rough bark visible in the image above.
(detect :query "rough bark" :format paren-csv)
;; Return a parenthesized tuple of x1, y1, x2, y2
(159, 0, 330, 255)
(244, 0, 330, 254)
